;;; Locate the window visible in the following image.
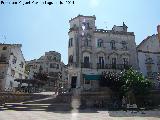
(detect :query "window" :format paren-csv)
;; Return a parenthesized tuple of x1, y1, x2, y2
(54, 57, 57, 61)
(73, 24, 77, 28)
(112, 58, 116, 65)
(32, 64, 37, 69)
(84, 39, 89, 46)
(68, 55, 73, 63)
(157, 56, 160, 64)
(97, 39, 103, 47)
(85, 80, 90, 84)
(98, 57, 104, 68)
(11, 69, 15, 77)
(145, 57, 153, 64)
(47, 56, 52, 60)
(2, 46, 7, 50)
(9, 81, 13, 88)
(123, 58, 128, 65)
(84, 56, 89, 63)
(57, 64, 59, 69)
(0, 54, 6, 62)
(20, 62, 24, 68)
(110, 40, 116, 50)
(122, 41, 127, 50)
(83, 56, 90, 68)
(19, 73, 22, 79)
(82, 22, 86, 30)
(69, 38, 73, 47)
(50, 63, 59, 69)
(146, 65, 152, 72)
(158, 65, 160, 73)
(12, 56, 17, 64)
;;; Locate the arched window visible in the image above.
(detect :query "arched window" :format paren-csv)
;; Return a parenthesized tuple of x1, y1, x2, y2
(98, 56, 104, 68)
(83, 56, 90, 68)
(122, 41, 127, 50)
(68, 38, 73, 47)
(68, 55, 73, 63)
(123, 58, 128, 65)
(84, 39, 89, 46)
(97, 39, 103, 47)
(110, 40, 116, 50)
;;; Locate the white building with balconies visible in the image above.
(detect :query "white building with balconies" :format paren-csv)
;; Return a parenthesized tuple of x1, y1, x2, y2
(27, 51, 68, 91)
(68, 15, 138, 91)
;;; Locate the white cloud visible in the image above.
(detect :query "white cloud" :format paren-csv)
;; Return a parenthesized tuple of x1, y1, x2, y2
(89, 0, 100, 8)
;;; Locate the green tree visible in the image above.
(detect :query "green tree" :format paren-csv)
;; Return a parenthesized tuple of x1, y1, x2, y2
(100, 71, 123, 92)
(101, 69, 152, 96)
(121, 69, 152, 96)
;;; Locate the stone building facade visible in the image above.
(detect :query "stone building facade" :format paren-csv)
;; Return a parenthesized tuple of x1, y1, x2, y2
(68, 15, 138, 91)
(0, 44, 27, 91)
(137, 34, 160, 89)
(27, 51, 68, 91)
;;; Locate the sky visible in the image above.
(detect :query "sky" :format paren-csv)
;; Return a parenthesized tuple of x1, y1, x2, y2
(0, 0, 160, 64)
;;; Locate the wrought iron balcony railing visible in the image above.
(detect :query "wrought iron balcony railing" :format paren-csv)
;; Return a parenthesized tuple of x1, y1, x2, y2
(81, 62, 92, 69)
(97, 63, 131, 70)
(68, 62, 78, 67)
(147, 72, 158, 78)
(0, 74, 4, 79)
(81, 45, 92, 52)
(145, 58, 154, 64)
(0, 57, 8, 64)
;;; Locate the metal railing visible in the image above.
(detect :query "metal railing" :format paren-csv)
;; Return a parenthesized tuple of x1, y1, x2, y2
(81, 62, 92, 68)
(0, 57, 8, 64)
(97, 63, 131, 70)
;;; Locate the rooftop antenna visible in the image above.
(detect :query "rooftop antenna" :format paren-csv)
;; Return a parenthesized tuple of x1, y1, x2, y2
(1, 35, 7, 44)
(4, 35, 6, 43)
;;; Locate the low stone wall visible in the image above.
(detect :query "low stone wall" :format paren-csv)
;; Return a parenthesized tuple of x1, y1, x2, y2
(80, 91, 112, 108)
(56, 93, 72, 103)
(0, 92, 50, 104)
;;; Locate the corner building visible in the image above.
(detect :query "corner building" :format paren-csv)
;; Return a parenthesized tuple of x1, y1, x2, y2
(0, 44, 27, 91)
(68, 15, 138, 91)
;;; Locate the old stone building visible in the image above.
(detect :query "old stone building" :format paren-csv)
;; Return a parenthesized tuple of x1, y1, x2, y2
(68, 15, 138, 91)
(137, 32, 160, 89)
(27, 51, 68, 91)
(0, 44, 27, 91)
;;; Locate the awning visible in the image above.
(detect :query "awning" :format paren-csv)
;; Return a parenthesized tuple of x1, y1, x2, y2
(84, 74, 101, 80)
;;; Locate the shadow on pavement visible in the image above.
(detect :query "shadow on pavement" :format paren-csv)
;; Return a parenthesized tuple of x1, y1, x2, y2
(108, 110, 160, 118)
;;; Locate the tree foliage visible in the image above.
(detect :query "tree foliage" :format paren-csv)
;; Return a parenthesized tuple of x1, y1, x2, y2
(121, 69, 152, 95)
(101, 69, 152, 96)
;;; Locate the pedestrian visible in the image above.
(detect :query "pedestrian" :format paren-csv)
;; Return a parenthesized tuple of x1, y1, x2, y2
(122, 96, 127, 111)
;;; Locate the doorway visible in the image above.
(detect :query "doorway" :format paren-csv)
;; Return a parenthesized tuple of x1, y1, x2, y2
(71, 76, 77, 88)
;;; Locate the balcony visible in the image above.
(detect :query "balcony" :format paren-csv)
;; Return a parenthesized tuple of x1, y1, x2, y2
(68, 62, 78, 67)
(97, 63, 131, 70)
(81, 62, 92, 69)
(145, 58, 154, 64)
(147, 72, 158, 78)
(81, 45, 92, 52)
(0, 74, 4, 79)
(0, 57, 8, 64)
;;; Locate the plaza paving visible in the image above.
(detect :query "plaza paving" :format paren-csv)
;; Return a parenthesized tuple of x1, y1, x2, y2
(0, 92, 160, 120)
(0, 103, 160, 120)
